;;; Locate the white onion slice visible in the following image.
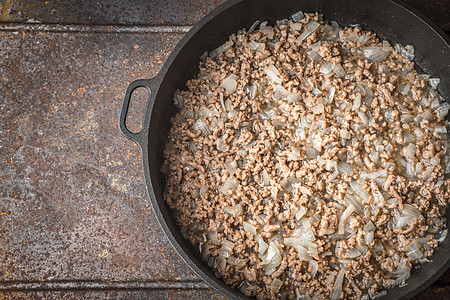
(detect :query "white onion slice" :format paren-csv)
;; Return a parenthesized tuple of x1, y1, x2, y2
(363, 41, 390, 62)
(243, 222, 257, 236)
(339, 204, 356, 234)
(210, 40, 233, 59)
(331, 268, 346, 300)
(270, 278, 283, 292)
(264, 65, 282, 84)
(255, 235, 269, 254)
(350, 181, 370, 203)
(309, 260, 319, 278)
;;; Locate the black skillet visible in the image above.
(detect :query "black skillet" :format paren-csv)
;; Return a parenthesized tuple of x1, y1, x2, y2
(119, 0, 450, 298)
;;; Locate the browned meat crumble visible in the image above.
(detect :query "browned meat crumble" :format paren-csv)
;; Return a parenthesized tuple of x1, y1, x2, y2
(162, 12, 449, 300)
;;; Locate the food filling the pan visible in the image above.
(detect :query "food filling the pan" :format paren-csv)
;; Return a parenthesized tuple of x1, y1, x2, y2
(162, 12, 449, 299)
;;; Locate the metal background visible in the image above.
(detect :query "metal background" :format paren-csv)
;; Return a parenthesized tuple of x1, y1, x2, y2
(0, 0, 449, 299)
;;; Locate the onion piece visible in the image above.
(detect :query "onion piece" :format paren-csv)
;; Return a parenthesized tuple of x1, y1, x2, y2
(243, 222, 257, 236)
(352, 94, 361, 111)
(256, 234, 269, 254)
(331, 268, 346, 300)
(309, 260, 319, 278)
(220, 74, 239, 94)
(260, 24, 274, 39)
(291, 10, 305, 22)
(301, 218, 316, 241)
(346, 248, 361, 259)
(395, 43, 415, 60)
(210, 40, 233, 59)
(350, 181, 370, 203)
(339, 204, 356, 234)
(296, 20, 320, 43)
(344, 194, 364, 214)
(340, 130, 351, 139)
(208, 231, 219, 245)
(266, 241, 282, 268)
(264, 65, 282, 84)
(333, 63, 346, 78)
(337, 161, 354, 174)
(294, 245, 313, 261)
(364, 221, 376, 232)
(192, 119, 211, 136)
(320, 62, 334, 77)
(219, 240, 235, 258)
(270, 278, 283, 293)
(363, 41, 390, 62)
(221, 177, 238, 196)
(248, 41, 265, 52)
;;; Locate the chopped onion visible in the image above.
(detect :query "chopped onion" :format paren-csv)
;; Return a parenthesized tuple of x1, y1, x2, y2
(296, 20, 320, 43)
(288, 93, 301, 103)
(365, 231, 374, 244)
(309, 260, 319, 278)
(364, 221, 376, 232)
(395, 43, 415, 60)
(358, 111, 369, 126)
(363, 41, 390, 62)
(221, 177, 238, 196)
(320, 62, 334, 77)
(224, 206, 238, 215)
(226, 160, 238, 175)
(337, 161, 354, 174)
(173, 89, 184, 108)
(307, 50, 322, 62)
(344, 194, 364, 214)
(294, 245, 313, 261)
(361, 170, 386, 180)
(301, 218, 316, 241)
(394, 266, 411, 286)
(256, 235, 269, 254)
(208, 231, 219, 245)
(264, 65, 282, 84)
(260, 25, 274, 39)
(295, 205, 307, 220)
(350, 181, 370, 203)
(220, 74, 239, 94)
(243, 222, 257, 236)
(346, 248, 361, 259)
(267, 241, 282, 268)
(339, 204, 356, 234)
(192, 119, 211, 135)
(356, 244, 368, 255)
(352, 94, 362, 111)
(403, 143, 416, 159)
(270, 278, 283, 292)
(220, 240, 235, 258)
(210, 40, 233, 59)
(428, 78, 440, 89)
(333, 63, 346, 78)
(248, 41, 266, 52)
(291, 10, 305, 22)
(358, 35, 370, 45)
(340, 130, 351, 139)
(331, 268, 346, 300)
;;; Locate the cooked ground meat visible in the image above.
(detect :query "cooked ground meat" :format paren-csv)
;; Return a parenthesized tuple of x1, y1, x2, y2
(163, 11, 449, 300)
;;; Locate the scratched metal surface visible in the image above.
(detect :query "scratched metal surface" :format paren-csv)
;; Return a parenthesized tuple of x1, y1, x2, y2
(0, 0, 449, 299)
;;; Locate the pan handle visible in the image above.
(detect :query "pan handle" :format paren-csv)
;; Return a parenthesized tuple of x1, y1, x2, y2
(119, 78, 158, 144)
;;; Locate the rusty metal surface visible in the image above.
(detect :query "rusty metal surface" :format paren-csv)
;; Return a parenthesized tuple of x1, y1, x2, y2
(0, 0, 227, 25)
(0, 0, 449, 299)
(0, 0, 449, 31)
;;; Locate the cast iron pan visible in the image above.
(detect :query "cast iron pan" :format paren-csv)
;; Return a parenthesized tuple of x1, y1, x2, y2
(119, 0, 450, 298)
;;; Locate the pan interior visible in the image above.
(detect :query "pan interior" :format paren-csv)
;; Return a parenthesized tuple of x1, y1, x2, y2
(145, 0, 450, 299)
